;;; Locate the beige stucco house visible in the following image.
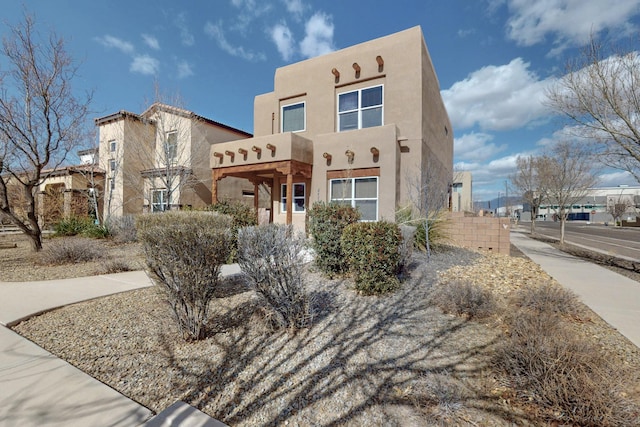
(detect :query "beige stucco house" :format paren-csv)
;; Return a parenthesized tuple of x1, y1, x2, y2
(452, 171, 473, 213)
(95, 104, 253, 219)
(210, 26, 453, 230)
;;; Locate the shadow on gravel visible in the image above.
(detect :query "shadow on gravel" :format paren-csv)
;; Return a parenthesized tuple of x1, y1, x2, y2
(155, 250, 536, 426)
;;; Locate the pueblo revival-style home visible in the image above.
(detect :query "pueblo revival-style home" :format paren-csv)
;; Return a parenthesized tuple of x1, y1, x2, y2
(210, 26, 453, 230)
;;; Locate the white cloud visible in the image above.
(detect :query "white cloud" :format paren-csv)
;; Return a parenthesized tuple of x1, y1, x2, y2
(177, 61, 194, 79)
(598, 170, 638, 187)
(95, 35, 134, 54)
(300, 12, 334, 58)
(504, 0, 640, 54)
(229, 0, 272, 33)
(283, 0, 306, 19)
(442, 58, 554, 131)
(176, 13, 195, 46)
(130, 55, 159, 75)
(204, 21, 266, 61)
(142, 34, 160, 50)
(454, 132, 507, 162)
(270, 23, 295, 61)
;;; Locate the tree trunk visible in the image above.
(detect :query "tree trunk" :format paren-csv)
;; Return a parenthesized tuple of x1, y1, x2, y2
(560, 218, 566, 245)
(26, 228, 43, 251)
(530, 218, 536, 235)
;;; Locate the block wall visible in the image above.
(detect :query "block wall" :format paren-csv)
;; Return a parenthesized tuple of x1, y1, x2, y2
(445, 211, 510, 255)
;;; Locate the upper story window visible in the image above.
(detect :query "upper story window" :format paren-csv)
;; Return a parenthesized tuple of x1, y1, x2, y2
(338, 85, 383, 132)
(109, 159, 116, 172)
(165, 131, 177, 163)
(109, 140, 117, 152)
(282, 102, 305, 132)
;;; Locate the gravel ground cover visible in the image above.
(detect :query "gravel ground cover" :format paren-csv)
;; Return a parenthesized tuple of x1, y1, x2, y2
(4, 233, 640, 425)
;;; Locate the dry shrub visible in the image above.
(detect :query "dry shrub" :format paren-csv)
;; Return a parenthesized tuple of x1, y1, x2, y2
(99, 260, 133, 274)
(107, 215, 137, 243)
(511, 281, 583, 319)
(430, 280, 497, 320)
(495, 303, 638, 426)
(237, 224, 312, 330)
(137, 211, 233, 341)
(38, 237, 103, 265)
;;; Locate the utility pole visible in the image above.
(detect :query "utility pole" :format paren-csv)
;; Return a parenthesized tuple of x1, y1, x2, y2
(505, 180, 509, 218)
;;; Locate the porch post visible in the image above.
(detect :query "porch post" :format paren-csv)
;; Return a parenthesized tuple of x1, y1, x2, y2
(211, 170, 219, 204)
(286, 172, 293, 225)
(253, 182, 259, 223)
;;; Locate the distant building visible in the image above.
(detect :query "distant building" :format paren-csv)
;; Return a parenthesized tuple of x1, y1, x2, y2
(452, 171, 472, 212)
(533, 185, 640, 223)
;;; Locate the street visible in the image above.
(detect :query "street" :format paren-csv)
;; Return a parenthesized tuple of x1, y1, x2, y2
(529, 221, 640, 261)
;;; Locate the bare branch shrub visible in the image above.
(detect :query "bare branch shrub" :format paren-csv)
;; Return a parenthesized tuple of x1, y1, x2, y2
(430, 280, 497, 320)
(495, 307, 638, 426)
(237, 224, 312, 330)
(137, 211, 233, 341)
(38, 237, 103, 265)
(98, 260, 133, 274)
(107, 215, 137, 243)
(511, 282, 584, 319)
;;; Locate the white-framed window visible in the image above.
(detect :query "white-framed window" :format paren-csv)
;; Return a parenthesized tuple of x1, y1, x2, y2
(165, 131, 178, 163)
(281, 183, 306, 213)
(281, 102, 305, 132)
(330, 176, 378, 221)
(109, 159, 116, 172)
(109, 140, 117, 152)
(152, 189, 168, 213)
(109, 178, 115, 191)
(338, 85, 383, 132)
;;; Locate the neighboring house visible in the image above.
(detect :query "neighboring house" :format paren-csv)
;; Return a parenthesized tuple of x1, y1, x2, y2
(210, 26, 453, 231)
(95, 104, 253, 219)
(452, 171, 473, 213)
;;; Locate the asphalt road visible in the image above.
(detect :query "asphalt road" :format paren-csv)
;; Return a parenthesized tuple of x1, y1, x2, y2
(530, 220, 640, 261)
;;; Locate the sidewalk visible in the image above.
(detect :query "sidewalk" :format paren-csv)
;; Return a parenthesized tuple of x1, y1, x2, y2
(0, 267, 239, 427)
(511, 230, 640, 348)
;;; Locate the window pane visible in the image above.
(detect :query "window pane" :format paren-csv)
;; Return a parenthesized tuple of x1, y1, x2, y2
(356, 200, 377, 221)
(361, 86, 382, 108)
(282, 103, 305, 132)
(339, 111, 358, 131)
(339, 91, 358, 112)
(361, 107, 382, 128)
(294, 198, 305, 212)
(294, 183, 305, 197)
(330, 179, 352, 200)
(354, 178, 377, 198)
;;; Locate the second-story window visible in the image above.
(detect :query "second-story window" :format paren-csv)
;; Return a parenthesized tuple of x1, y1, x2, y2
(338, 85, 383, 132)
(165, 131, 177, 163)
(109, 140, 117, 152)
(109, 159, 116, 172)
(282, 102, 305, 132)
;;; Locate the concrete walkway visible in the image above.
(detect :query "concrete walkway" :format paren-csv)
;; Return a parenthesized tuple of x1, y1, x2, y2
(511, 230, 640, 348)
(0, 267, 239, 427)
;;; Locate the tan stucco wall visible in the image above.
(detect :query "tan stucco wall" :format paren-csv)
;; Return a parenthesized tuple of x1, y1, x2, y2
(213, 26, 453, 228)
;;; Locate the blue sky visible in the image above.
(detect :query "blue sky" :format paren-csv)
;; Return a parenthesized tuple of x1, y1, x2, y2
(3, 0, 640, 202)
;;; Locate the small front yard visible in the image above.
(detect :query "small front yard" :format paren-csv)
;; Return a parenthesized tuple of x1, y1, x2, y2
(6, 236, 640, 426)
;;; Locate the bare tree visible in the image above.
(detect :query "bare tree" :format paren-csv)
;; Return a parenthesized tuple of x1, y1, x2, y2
(510, 155, 547, 234)
(0, 12, 91, 251)
(539, 141, 599, 244)
(546, 36, 640, 183)
(606, 192, 635, 226)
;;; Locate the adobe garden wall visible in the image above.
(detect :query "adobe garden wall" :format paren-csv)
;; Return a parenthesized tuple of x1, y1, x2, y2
(446, 211, 510, 255)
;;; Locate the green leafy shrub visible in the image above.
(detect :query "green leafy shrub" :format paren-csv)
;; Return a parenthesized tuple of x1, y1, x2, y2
(495, 307, 638, 426)
(307, 202, 360, 275)
(137, 211, 233, 341)
(430, 280, 497, 320)
(237, 224, 311, 329)
(340, 221, 401, 295)
(106, 215, 137, 243)
(206, 200, 257, 262)
(38, 237, 103, 265)
(53, 216, 108, 238)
